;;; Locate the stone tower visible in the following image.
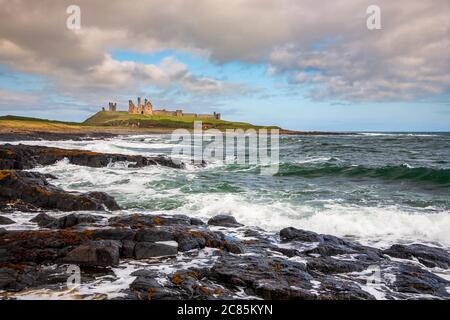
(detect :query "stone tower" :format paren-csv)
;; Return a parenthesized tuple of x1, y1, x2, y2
(143, 98, 153, 115)
(108, 102, 117, 112)
(128, 100, 136, 113)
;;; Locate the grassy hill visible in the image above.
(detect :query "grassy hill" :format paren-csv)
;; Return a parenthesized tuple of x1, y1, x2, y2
(0, 115, 85, 131)
(83, 111, 279, 131)
(0, 112, 282, 135)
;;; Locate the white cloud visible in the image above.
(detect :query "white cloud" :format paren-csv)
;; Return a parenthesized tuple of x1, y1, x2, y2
(0, 0, 448, 105)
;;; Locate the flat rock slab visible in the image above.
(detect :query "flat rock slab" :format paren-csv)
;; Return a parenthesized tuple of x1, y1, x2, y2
(134, 241, 178, 259)
(0, 144, 184, 170)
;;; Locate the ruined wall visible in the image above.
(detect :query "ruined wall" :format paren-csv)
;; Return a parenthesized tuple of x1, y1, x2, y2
(108, 102, 117, 112)
(126, 97, 220, 119)
(153, 109, 178, 116)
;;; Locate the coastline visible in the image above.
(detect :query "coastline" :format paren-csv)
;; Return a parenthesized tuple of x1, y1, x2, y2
(0, 143, 449, 300)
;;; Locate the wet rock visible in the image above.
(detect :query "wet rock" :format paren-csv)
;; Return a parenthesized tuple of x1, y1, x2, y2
(0, 215, 15, 225)
(0, 230, 87, 264)
(207, 215, 242, 228)
(209, 253, 314, 299)
(130, 270, 181, 300)
(190, 217, 205, 226)
(319, 277, 376, 300)
(90, 228, 136, 241)
(84, 192, 120, 211)
(52, 213, 104, 229)
(280, 227, 321, 242)
(0, 170, 120, 212)
(388, 264, 450, 297)
(0, 228, 6, 236)
(383, 244, 450, 269)
(0, 263, 39, 292)
(121, 240, 136, 258)
(109, 214, 192, 228)
(30, 213, 57, 227)
(0, 144, 184, 170)
(135, 228, 175, 242)
(134, 241, 178, 259)
(63, 240, 121, 267)
(306, 256, 368, 274)
(223, 236, 245, 254)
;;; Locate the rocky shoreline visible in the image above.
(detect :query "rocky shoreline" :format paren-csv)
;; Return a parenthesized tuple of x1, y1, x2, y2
(0, 143, 449, 300)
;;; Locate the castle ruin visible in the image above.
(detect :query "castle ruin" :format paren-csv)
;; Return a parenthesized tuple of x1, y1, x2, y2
(103, 97, 220, 120)
(102, 102, 117, 112)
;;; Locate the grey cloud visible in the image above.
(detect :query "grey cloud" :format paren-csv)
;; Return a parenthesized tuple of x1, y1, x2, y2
(0, 0, 449, 106)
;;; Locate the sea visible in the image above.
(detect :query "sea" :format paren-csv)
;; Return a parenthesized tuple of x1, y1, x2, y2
(3, 132, 449, 249)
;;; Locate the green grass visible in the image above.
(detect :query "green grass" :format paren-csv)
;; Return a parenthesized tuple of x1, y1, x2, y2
(0, 115, 81, 126)
(83, 111, 279, 130)
(0, 112, 280, 132)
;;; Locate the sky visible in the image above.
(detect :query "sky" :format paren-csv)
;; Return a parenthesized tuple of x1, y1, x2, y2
(0, 0, 449, 131)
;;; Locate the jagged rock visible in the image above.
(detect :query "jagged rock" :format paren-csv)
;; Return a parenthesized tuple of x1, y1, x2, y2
(130, 270, 181, 300)
(190, 217, 205, 225)
(209, 253, 314, 299)
(207, 215, 242, 228)
(0, 144, 184, 170)
(280, 227, 321, 242)
(0, 263, 39, 292)
(63, 240, 121, 267)
(0, 215, 15, 225)
(318, 277, 376, 300)
(175, 232, 207, 252)
(388, 264, 450, 297)
(134, 242, 178, 259)
(223, 236, 245, 254)
(306, 256, 368, 274)
(30, 213, 57, 227)
(383, 244, 450, 269)
(0, 230, 87, 264)
(53, 213, 104, 229)
(0, 170, 120, 212)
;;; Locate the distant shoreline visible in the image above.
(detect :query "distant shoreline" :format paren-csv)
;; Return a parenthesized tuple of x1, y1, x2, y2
(0, 114, 350, 141)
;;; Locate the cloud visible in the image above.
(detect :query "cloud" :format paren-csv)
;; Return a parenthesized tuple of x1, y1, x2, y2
(0, 0, 449, 107)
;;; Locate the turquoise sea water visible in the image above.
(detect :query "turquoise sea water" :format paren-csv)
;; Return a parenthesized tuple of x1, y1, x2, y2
(6, 132, 450, 248)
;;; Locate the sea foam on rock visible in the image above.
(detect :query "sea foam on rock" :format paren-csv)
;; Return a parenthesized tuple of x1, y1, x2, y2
(0, 170, 120, 212)
(0, 213, 449, 299)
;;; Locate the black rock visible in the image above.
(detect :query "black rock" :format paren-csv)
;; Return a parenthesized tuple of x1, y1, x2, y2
(63, 240, 121, 267)
(0, 215, 15, 225)
(383, 244, 450, 269)
(52, 213, 104, 229)
(109, 214, 192, 228)
(0, 144, 184, 170)
(389, 264, 450, 297)
(306, 256, 368, 274)
(91, 228, 136, 241)
(0, 170, 121, 212)
(135, 228, 175, 242)
(207, 215, 242, 228)
(134, 242, 178, 259)
(280, 227, 321, 242)
(30, 213, 57, 227)
(190, 217, 205, 226)
(121, 240, 136, 258)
